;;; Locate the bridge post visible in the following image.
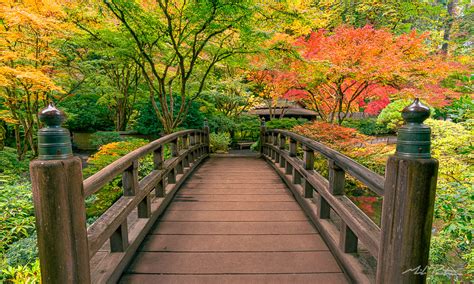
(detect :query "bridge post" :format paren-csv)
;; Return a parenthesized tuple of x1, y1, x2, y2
(203, 118, 210, 154)
(189, 132, 196, 162)
(377, 99, 438, 283)
(30, 104, 90, 283)
(303, 145, 314, 198)
(259, 118, 266, 154)
(279, 134, 286, 167)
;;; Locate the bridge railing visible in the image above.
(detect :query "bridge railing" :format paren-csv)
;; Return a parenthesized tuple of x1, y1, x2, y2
(261, 128, 382, 282)
(84, 129, 209, 282)
(30, 104, 210, 283)
(260, 99, 438, 283)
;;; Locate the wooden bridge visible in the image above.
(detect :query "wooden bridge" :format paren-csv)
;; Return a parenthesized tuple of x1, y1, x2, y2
(30, 101, 438, 283)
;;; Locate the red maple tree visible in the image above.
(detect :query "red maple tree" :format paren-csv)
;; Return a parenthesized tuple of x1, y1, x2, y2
(259, 26, 461, 124)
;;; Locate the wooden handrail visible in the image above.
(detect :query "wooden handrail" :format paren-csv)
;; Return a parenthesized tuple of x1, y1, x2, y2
(268, 129, 384, 196)
(84, 129, 204, 196)
(261, 129, 381, 282)
(261, 101, 439, 284)
(31, 123, 210, 284)
(85, 129, 209, 283)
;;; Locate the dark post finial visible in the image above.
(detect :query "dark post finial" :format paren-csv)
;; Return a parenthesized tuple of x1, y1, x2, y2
(260, 117, 266, 127)
(395, 98, 431, 159)
(38, 103, 73, 160)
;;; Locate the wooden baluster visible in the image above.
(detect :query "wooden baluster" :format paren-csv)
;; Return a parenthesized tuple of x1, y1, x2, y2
(177, 162, 184, 174)
(292, 168, 301, 185)
(274, 134, 280, 163)
(318, 160, 344, 219)
(176, 160, 184, 175)
(279, 135, 286, 167)
(203, 119, 210, 154)
(183, 134, 189, 149)
(291, 140, 301, 184)
(269, 133, 274, 160)
(285, 162, 292, 175)
(182, 134, 190, 169)
(168, 140, 178, 183)
(196, 133, 201, 157)
(289, 138, 297, 157)
(138, 194, 151, 218)
(168, 168, 177, 184)
(259, 119, 266, 154)
(189, 133, 196, 162)
(155, 178, 165, 197)
(172, 139, 184, 175)
(153, 146, 165, 197)
(123, 160, 138, 196)
(285, 139, 293, 174)
(340, 222, 358, 253)
(318, 197, 331, 219)
(153, 146, 163, 170)
(328, 160, 345, 195)
(303, 145, 314, 198)
(110, 221, 128, 252)
(171, 139, 179, 157)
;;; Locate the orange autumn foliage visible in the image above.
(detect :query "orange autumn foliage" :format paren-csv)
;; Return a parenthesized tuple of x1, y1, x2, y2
(0, 0, 74, 159)
(252, 26, 464, 124)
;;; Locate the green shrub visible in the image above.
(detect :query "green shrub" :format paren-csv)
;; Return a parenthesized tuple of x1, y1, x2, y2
(234, 115, 260, 141)
(4, 234, 37, 267)
(266, 117, 308, 130)
(84, 138, 152, 217)
(376, 99, 412, 132)
(90, 131, 123, 148)
(209, 132, 231, 153)
(425, 119, 473, 278)
(342, 118, 391, 136)
(1, 258, 40, 284)
(59, 93, 114, 132)
(134, 98, 204, 135)
(433, 95, 474, 123)
(0, 147, 31, 181)
(0, 182, 35, 254)
(208, 114, 237, 133)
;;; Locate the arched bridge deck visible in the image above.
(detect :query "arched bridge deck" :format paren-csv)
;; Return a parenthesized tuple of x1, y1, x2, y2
(31, 101, 439, 284)
(120, 157, 347, 283)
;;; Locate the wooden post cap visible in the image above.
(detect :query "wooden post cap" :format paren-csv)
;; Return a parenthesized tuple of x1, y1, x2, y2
(37, 103, 73, 160)
(396, 98, 431, 159)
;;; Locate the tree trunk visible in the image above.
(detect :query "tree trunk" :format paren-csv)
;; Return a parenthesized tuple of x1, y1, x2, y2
(441, 0, 458, 55)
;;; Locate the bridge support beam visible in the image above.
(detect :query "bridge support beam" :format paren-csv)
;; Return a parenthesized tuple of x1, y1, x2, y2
(377, 99, 438, 283)
(30, 104, 90, 283)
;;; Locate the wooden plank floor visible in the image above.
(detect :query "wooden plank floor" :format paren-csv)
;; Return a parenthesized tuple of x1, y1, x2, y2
(120, 157, 347, 284)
